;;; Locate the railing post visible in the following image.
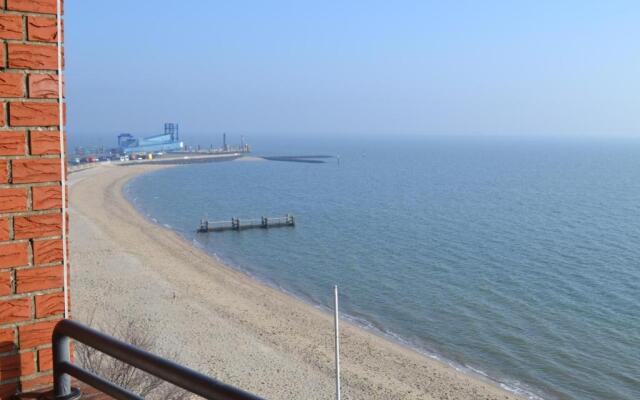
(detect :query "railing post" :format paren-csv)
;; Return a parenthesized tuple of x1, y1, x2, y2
(53, 327, 81, 399)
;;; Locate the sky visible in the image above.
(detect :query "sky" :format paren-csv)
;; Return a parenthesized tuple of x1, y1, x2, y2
(66, 1, 640, 148)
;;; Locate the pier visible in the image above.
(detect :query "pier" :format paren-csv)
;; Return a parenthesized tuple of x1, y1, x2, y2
(198, 214, 295, 232)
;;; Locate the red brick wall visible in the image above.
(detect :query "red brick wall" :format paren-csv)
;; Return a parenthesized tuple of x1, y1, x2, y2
(0, 1, 66, 398)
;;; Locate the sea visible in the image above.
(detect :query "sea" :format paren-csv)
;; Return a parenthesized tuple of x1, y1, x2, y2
(125, 135, 640, 400)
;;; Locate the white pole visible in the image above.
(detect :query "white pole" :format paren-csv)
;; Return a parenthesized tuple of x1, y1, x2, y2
(56, 0, 69, 320)
(334, 285, 341, 400)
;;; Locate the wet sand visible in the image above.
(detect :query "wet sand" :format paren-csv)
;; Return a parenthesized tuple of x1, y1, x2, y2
(69, 163, 521, 400)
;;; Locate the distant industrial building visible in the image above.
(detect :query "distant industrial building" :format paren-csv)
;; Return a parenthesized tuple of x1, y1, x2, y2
(118, 123, 184, 154)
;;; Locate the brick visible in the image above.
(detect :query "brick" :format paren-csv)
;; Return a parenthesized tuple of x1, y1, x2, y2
(0, 298, 30, 324)
(28, 16, 59, 43)
(35, 292, 63, 318)
(0, 272, 10, 296)
(0, 73, 24, 98)
(0, 130, 26, 155)
(0, 14, 22, 40)
(18, 320, 59, 348)
(30, 131, 60, 155)
(29, 75, 60, 99)
(0, 219, 8, 241)
(0, 382, 18, 400)
(37, 347, 52, 371)
(0, 352, 35, 381)
(0, 188, 28, 212)
(0, 328, 16, 352)
(14, 214, 61, 239)
(20, 373, 53, 392)
(33, 239, 62, 264)
(0, 242, 28, 268)
(32, 186, 61, 210)
(16, 265, 63, 293)
(30, 131, 61, 155)
(11, 159, 61, 183)
(9, 102, 59, 127)
(0, 106, 4, 128)
(0, 162, 6, 184)
(7, 0, 59, 15)
(8, 43, 57, 70)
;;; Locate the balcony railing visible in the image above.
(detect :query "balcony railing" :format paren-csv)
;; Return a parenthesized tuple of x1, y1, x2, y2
(52, 319, 265, 400)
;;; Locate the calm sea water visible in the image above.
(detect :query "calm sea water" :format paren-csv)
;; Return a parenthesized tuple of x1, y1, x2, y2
(126, 136, 640, 400)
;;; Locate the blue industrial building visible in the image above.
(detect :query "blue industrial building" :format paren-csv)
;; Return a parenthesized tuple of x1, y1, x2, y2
(118, 123, 184, 154)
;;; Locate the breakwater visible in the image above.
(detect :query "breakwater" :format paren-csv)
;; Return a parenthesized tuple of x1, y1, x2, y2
(261, 155, 334, 163)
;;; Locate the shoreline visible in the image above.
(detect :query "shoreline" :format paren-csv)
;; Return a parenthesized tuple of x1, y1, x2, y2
(70, 163, 526, 399)
(127, 189, 536, 400)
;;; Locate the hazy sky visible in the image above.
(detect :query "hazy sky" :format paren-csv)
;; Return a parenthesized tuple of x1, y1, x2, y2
(67, 1, 640, 147)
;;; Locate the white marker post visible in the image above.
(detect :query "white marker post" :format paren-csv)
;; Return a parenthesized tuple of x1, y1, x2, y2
(334, 285, 341, 400)
(56, 0, 69, 320)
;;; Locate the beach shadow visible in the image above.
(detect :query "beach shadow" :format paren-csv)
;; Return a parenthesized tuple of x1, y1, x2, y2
(0, 338, 56, 400)
(0, 337, 19, 399)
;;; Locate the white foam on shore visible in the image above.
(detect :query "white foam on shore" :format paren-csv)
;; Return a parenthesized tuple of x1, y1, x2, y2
(333, 307, 545, 400)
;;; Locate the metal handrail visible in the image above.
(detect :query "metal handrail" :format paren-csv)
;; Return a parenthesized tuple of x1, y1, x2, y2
(52, 319, 265, 400)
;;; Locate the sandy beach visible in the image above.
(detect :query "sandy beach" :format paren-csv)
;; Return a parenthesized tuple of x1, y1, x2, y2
(69, 163, 522, 400)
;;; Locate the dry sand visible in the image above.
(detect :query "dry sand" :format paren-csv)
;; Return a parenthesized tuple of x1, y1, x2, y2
(69, 163, 522, 400)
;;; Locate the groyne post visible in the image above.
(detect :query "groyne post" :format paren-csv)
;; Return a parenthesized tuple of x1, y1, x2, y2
(334, 285, 341, 400)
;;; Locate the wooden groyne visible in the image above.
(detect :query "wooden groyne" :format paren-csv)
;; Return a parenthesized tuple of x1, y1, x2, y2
(261, 155, 334, 163)
(198, 215, 295, 232)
